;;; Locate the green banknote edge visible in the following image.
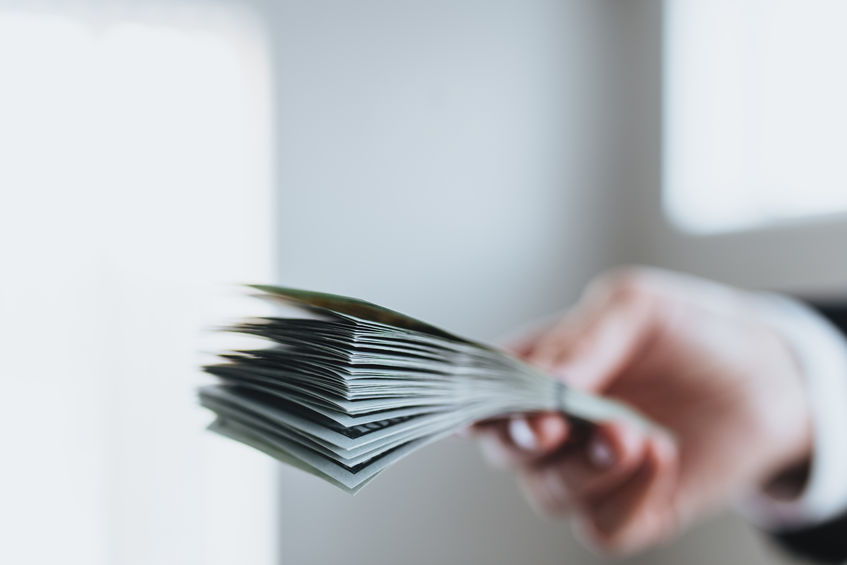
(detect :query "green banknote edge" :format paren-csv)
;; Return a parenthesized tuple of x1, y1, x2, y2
(249, 284, 480, 347)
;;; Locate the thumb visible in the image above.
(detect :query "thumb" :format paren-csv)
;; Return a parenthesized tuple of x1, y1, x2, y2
(524, 288, 657, 392)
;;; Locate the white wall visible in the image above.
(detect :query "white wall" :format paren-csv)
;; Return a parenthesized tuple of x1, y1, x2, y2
(613, 1, 847, 298)
(0, 3, 278, 564)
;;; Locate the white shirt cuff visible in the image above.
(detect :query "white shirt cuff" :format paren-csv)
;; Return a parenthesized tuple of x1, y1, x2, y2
(737, 294, 847, 531)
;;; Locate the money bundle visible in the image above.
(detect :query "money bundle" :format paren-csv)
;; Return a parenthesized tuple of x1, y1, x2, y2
(200, 285, 651, 493)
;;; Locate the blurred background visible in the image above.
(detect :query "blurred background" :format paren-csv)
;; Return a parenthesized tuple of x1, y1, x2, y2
(2, 0, 846, 564)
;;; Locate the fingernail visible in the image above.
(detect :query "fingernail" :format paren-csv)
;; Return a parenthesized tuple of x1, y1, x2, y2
(509, 417, 537, 451)
(589, 436, 615, 469)
(543, 469, 569, 503)
(478, 434, 510, 469)
(655, 432, 676, 456)
(594, 498, 621, 532)
(537, 358, 558, 374)
(555, 359, 596, 387)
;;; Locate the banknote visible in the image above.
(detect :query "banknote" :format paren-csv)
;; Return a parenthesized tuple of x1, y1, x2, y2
(201, 285, 655, 493)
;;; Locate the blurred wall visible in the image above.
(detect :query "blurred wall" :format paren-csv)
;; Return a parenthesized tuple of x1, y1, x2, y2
(604, 3, 847, 565)
(246, 0, 841, 564)
(615, 2, 847, 565)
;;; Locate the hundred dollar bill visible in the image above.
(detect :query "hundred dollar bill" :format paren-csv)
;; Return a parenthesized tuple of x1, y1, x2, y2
(200, 285, 656, 493)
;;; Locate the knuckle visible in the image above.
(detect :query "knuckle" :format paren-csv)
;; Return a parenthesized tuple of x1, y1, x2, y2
(524, 337, 561, 366)
(478, 433, 516, 469)
(519, 471, 568, 517)
(582, 519, 629, 556)
(655, 505, 682, 545)
(592, 266, 657, 307)
(524, 322, 577, 367)
(572, 517, 615, 556)
(603, 515, 653, 556)
(563, 333, 596, 361)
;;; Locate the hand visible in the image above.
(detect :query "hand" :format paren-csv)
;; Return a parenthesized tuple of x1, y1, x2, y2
(475, 267, 813, 555)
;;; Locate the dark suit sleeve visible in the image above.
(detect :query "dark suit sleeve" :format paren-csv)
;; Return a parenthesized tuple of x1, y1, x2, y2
(770, 303, 847, 563)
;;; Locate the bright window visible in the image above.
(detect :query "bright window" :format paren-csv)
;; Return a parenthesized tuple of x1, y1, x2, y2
(0, 8, 275, 565)
(664, 0, 847, 234)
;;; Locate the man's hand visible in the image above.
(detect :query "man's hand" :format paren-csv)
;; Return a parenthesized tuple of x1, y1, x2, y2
(475, 268, 813, 555)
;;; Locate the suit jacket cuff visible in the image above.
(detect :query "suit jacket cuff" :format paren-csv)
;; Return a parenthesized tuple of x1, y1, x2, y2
(735, 294, 847, 532)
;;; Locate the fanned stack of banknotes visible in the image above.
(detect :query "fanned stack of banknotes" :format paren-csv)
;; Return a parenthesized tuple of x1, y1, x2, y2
(200, 285, 652, 493)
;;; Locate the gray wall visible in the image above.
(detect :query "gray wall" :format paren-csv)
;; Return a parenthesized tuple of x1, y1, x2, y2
(263, 2, 626, 564)
(254, 1, 842, 563)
